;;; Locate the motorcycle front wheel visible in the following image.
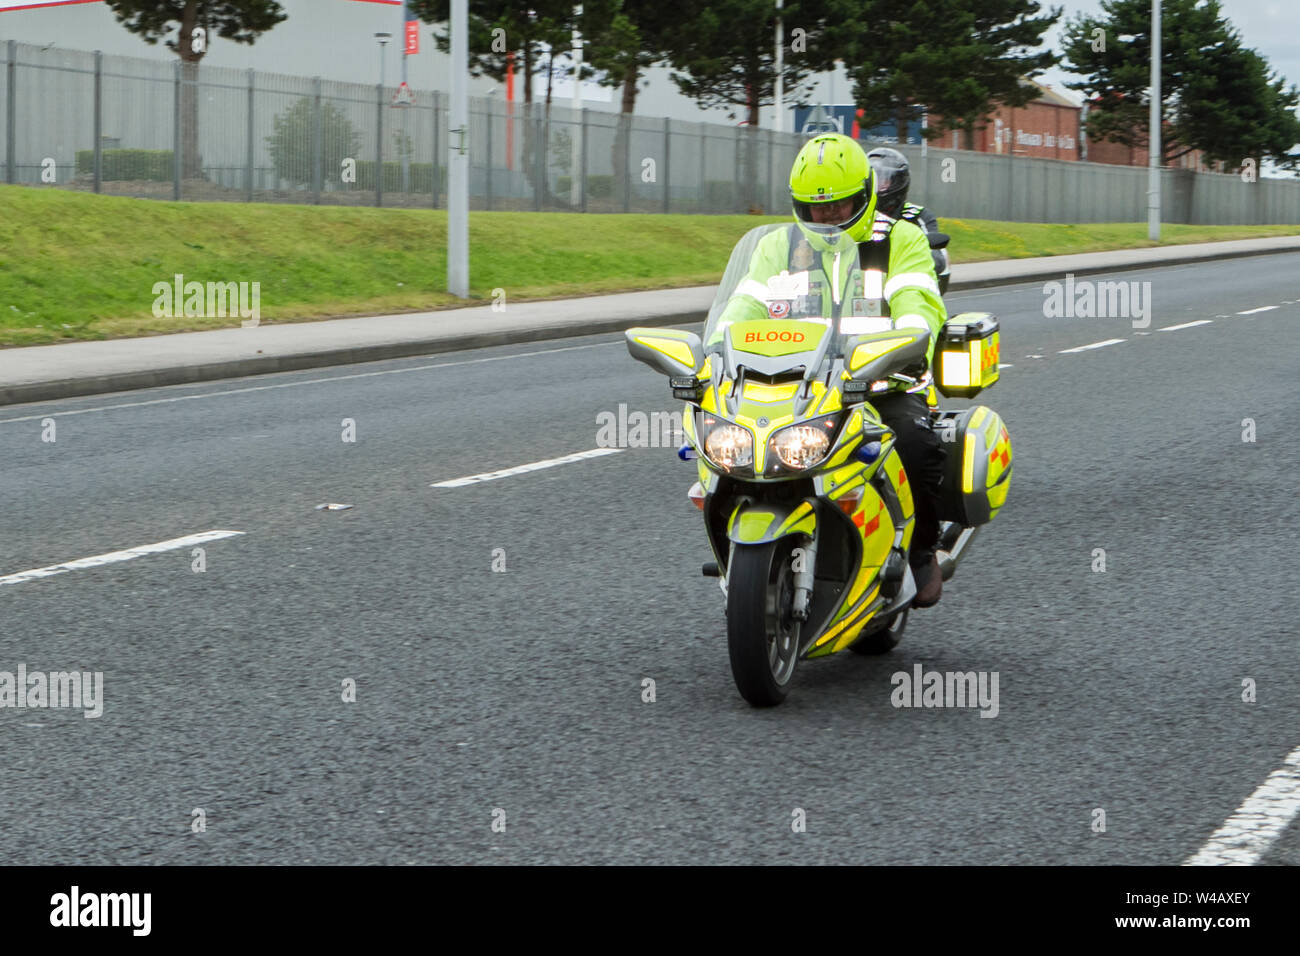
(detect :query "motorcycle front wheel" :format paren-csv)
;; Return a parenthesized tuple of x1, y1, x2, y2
(726, 539, 802, 707)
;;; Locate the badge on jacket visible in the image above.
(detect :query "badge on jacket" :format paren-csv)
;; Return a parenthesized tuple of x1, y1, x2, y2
(791, 238, 814, 271)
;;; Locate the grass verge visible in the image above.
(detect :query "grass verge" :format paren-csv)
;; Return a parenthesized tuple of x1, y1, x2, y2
(2, 185, 1296, 346)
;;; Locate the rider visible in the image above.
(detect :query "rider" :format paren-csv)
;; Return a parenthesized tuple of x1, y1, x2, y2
(867, 146, 950, 294)
(715, 133, 948, 607)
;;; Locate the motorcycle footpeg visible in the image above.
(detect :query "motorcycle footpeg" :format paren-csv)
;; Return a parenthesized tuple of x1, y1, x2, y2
(881, 550, 906, 584)
(702, 561, 720, 578)
(937, 522, 963, 552)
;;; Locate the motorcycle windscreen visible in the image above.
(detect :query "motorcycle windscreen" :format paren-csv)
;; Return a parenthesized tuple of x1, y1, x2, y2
(703, 222, 859, 354)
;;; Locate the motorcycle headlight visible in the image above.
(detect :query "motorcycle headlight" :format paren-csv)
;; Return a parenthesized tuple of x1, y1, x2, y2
(770, 421, 834, 470)
(702, 419, 753, 470)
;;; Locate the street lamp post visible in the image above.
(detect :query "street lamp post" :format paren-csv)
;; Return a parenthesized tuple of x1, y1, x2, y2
(447, 0, 469, 297)
(376, 32, 391, 207)
(376, 32, 391, 90)
(1148, 0, 1161, 240)
(774, 0, 783, 134)
(571, 4, 583, 209)
(400, 1, 411, 195)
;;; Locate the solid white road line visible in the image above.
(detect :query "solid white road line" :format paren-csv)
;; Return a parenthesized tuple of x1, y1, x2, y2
(431, 448, 624, 488)
(997, 364, 1013, 369)
(0, 341, 621, 426)
(1158, 319, 1214, 332)
(0, 530, 245, 587)
(1058, 338, 1125, 354)
(1236, 305, 1279, 315)
(1184, 744, 1300, 866)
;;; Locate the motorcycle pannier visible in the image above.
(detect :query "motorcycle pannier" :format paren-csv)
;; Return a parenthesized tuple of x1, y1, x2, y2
(932, 406, 1012, 526)
(934, 312, 1000, 399)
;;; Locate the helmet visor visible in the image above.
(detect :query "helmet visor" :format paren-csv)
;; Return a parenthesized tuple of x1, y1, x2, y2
(867, 150, 909, 217)
(792, 187, 870, 232)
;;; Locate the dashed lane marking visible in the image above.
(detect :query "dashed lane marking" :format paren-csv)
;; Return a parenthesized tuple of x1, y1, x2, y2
(1185, 744, 1300, 866)
(431, 448, 624, 488)
(1058, 338, 1125, 354)
(0, 530, 245, 587)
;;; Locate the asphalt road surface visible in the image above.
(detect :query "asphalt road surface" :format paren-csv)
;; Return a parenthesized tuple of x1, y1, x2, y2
(2, 253, 1297, 865)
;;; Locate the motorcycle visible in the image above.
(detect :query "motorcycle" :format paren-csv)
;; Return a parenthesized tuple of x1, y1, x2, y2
(625, 222, 1012, 707)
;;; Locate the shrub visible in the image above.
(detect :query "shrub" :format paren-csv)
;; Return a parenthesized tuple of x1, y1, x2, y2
(75, 149, 173, 181)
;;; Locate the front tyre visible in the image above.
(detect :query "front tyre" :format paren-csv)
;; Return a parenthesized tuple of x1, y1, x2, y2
(726, 539, 802, 707)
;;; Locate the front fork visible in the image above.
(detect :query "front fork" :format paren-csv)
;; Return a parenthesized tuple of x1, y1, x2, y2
(789, 533, 818, 622)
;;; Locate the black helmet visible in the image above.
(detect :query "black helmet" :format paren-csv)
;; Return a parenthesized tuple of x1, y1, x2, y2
(867, 147, 910, 219)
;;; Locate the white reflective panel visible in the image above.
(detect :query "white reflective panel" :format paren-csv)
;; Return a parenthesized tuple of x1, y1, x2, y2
(840, 316, 894, 334)
(862, 270, 885, 298)
(892, 314, 931, 332)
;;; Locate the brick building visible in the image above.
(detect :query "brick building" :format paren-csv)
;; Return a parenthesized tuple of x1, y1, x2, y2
(922, 79, 1225, 173)
(929, 79, 1082, 161)
(1080, 97, 1225, 172)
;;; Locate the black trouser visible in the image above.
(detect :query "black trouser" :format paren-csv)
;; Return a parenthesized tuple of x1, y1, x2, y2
(871, 391, 945, 564)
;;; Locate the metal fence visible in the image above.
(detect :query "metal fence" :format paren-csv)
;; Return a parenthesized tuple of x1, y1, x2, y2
(3, 40, 1299, 223)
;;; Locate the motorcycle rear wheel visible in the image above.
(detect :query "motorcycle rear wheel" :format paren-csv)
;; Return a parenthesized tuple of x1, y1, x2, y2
(848, 609, 909, 655)
(726, 539, 802, 707)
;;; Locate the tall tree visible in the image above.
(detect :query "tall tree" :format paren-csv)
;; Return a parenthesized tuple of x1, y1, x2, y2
(408, 0, 577, 106)
(103, 1, 287, 178)
(411, 1, 604, 208)
(576, 2, 675, 209)
(665, 0, 840, 128)
(1062, 0, 1300, 169)
(582, 0, 673, 115)
(842, 0, 1061, 149)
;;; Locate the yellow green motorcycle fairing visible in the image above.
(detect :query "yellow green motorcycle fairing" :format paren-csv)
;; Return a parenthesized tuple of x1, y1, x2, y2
(625, 223, 1012, 707)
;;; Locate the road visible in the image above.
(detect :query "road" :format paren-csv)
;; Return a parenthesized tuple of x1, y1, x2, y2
(1, 253, 1297, 864)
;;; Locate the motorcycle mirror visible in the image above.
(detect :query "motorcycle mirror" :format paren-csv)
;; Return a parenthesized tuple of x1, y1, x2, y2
(929, 232, 951, 250)
(625, 327, 706, 378)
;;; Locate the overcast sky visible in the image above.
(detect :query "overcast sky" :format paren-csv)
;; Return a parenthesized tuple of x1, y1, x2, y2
(0, 0, 1296, 124)
(1036, 0, 1300, 105)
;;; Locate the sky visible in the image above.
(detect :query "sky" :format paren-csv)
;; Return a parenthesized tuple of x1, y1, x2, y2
(0, 0, 1296, 128)
(1035, 0, 1300, 106)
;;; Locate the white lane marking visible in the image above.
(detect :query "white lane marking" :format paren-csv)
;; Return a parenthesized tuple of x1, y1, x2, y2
(1184, 744, 1300, 866)
(1158, 319, 1214, 332)
(997, 364, 1013, 369)
(1237, 305, 1278, 315)
(0, 530, 244, 587)
(1058, 338, 1125, 354)
(431, 448, 624, 488)
(0, 341, 621, 425)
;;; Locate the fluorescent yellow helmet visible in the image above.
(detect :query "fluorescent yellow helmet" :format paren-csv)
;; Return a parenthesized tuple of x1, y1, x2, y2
(789, 133, 877, 246)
